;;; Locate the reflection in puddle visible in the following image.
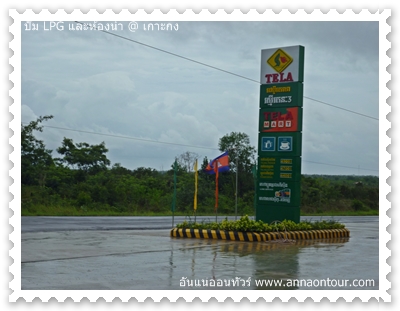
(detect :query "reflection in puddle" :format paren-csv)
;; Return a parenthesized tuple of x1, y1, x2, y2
(171, 238, 349, 290)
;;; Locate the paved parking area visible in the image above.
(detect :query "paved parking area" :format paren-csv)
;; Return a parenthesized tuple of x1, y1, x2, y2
(21, 222, 379, 291)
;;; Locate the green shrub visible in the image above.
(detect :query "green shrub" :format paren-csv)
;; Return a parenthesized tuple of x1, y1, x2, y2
(174, 215, 345, 232)
(76, 191, 92, 206)
(351, 199, 369, 211)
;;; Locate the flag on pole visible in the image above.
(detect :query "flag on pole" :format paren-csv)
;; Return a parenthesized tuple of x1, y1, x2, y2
(194, 159, 198, 211)
(204, 152, 230, 211)
(204, 151, 230, 174)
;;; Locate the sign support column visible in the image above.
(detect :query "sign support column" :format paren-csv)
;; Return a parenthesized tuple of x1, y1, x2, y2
(256, 45, 305, 223)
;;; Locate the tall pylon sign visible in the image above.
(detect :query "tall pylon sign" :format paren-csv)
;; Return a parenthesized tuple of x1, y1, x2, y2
(256, 45, 305, 223)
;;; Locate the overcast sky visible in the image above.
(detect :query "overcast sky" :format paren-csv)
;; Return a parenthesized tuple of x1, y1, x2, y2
(21, 21, 379, 175)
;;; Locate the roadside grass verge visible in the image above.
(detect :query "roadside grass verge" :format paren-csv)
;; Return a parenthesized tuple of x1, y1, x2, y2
(21, 204, 378, 217)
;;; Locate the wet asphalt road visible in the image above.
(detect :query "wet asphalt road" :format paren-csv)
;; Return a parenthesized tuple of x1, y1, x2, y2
(21, 216, 379, 290)
(21, 215, 378, 232)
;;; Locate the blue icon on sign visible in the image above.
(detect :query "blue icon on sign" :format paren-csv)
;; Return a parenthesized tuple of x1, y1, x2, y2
(278, 137, 293, 152)
(261, 137, 276, 151)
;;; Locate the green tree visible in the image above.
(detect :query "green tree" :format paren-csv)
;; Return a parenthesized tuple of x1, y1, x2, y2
(21, 115, 54, 186)
(218, 132, 256, 198)
(56, 138, 110, 174)
(111, 163, 133, 176)
(132, 167, 158, 178)
(218, 132, 256, 174)
(199, 156, 214, 183)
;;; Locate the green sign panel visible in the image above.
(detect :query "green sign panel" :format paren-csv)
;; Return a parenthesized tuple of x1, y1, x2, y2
(256, 180, 301, 207)
(256, 205, 300, 224)
(258, 156, 301, 181)
(259, 107, 303, 133)
(259, 82, 303, 108)
(259, 132, 302, 157)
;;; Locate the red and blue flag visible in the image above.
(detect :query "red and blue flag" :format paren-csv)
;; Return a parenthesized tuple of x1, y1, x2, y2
(204, 151, 230, 174)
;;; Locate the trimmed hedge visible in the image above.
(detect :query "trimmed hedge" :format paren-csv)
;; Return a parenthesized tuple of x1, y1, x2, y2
(175, 215, 346, 233)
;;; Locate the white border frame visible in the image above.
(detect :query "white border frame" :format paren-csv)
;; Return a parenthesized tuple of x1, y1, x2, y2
(9, 8, 391, 303)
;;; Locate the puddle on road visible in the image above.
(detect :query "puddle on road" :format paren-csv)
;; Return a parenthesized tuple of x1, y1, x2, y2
(21, 225, 378, 290)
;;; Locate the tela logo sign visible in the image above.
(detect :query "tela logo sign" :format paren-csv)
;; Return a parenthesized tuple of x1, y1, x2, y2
(267, 49, 293, 73)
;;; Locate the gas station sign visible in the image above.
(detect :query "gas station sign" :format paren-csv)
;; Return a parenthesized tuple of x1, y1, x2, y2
(256, 45, 304, 223)
(257, 180, 301, 207)
(260, 46, 305, 84)
(259, 107, 303, 133)
(259, 82, 303, 108)
(258, 156, 302, 181)
(259, 132, 302, 157)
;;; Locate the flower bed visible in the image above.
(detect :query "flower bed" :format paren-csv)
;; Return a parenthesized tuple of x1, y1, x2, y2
(171, 216, 350, 241)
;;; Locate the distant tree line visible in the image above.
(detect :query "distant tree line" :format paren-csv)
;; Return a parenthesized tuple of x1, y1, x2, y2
(21, 116, 379, 216)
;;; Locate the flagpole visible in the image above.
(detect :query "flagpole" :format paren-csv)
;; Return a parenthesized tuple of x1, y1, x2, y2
(171, 160, 177, 228)
(252, 163, 257, 220)
(194, 159, 198, 223)
(235, 154, 238, 221)
(204, 152, 229, 223)
(215, 159, 219, 223)
(253, 164, 257, 220)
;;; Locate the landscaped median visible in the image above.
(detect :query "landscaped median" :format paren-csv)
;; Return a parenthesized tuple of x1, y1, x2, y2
(170, 216, 350, 242)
